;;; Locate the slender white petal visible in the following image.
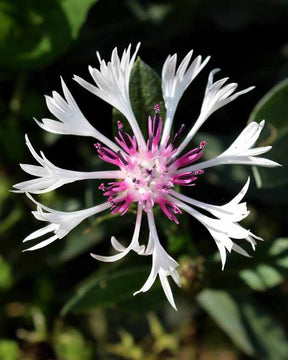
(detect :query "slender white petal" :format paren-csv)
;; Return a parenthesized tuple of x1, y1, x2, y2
(177, 70, 255, 153)
(23, 193, 110, 251)
(90, 205, 144, 262)
(133, 210, 180, 310)
(143, 233, 154, 256)
(12, 135, 125, 194)
(23, 235, 59, 252)
(35, 78, 120, 152)
(73, 43, 145, 148)
(161, 51, 210, 143)
(169, 178, 250, 222)
(177, 121, 280, 174)
(172, 197, 262, 269)
(232, 243, 251, 258)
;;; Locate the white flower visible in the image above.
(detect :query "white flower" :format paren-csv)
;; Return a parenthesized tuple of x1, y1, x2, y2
(15, 44, 280, 309)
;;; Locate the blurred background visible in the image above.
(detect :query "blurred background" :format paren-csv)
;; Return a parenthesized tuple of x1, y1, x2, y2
(1, 0, 288, 359)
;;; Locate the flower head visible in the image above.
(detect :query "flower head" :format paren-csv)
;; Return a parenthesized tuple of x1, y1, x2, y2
(15, 44, 280, 309)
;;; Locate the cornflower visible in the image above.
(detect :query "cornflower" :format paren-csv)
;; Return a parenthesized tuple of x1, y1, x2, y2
(14, 44, 279, 309)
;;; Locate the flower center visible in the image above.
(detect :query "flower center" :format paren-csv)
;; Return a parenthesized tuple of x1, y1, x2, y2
(96, 105, 206, 222)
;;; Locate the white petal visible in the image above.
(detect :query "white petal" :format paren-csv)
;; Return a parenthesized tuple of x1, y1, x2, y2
(23, 224, 58, 242)
(232, 243, 251, 257)
(172, 197, 256, 269)
(23, 235, 59, 251)
(90, 249, 130, 263)
(23, 194, 110, 250)
(91, 205, 143, 262)
(111, 236, 126, 252)
(13, 136, 124, 194)
(177, 71, 254, 153)
(159, 274, 177, 311)
(36, 79, 120, 152)
(178, 122, 281, 174)
(133, 267, 158, 295)
(161, 50, 210, 143)
(170, 179, 250, 223)
(135, 210, 179, 308)
(215, 241, 227, 270)
(74, 43, 145, 148)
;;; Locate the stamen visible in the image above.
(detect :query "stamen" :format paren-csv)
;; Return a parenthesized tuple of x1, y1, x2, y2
(117, 151, 128, 165)
(99, 183, 105, 191)
(172, 124, 186, 146)
(147, 134, 153, 150)
(94, 143, 102, 149)
(153, 111, 160, 136)
(154, 104, 160, 113)
(166, 156, 177, 168)
(117, 121, 123, 129)
(119, 129, 133, 149)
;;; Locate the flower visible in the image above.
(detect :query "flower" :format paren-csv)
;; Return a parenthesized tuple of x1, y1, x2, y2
(14, 44, 280, 310)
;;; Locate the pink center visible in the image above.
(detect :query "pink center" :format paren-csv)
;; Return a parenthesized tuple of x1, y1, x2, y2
(96, 105, 206, 223)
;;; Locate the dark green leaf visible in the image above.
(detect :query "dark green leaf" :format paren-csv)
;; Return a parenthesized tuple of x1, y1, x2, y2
(61, 266, 153, 315)
(248, 78, 288, 188)
(0, 0, 97, 69)
(197, 289, 288, 360)
(113, 57, 165, 138)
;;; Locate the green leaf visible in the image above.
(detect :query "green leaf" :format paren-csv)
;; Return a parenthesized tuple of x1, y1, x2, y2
(113, 57, 165, 138)
(248, 78, 288, 188)
(197, 289, 288, 360)
(0, 256, 13, 291)
(0, 340, 19, 360)
(239, 238, 288, 291)
(61, 266, 154, 315)
(0, 0, 97, 69)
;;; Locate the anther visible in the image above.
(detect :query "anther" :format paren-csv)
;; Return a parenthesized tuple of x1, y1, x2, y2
(117, 121, 123, 129)
(194, 169, 204, 175)
(94, 143, 102, 149)
(99, 183, 105, 191)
